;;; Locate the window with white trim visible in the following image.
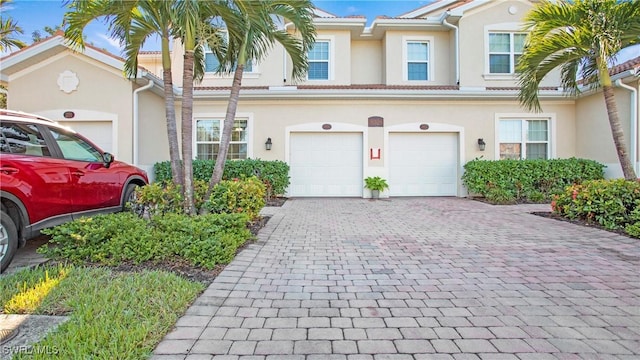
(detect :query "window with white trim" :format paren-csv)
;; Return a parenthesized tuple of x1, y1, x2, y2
(499, 119, 549, 160)
(407, 41, 429, 81)
(196, 119, 248, 160)
(488, 32, 526, 74)
(307, 40, 330, 80)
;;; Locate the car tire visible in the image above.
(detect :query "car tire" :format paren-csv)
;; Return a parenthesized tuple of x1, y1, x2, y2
(122, 183, 139, 211)
(0, 210, 19, 273)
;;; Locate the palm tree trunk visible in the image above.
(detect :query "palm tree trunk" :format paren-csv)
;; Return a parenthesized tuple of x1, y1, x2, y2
(163, 68, 183, 188)
(602, 85, 637, 180)
(181, 50, 196, 215)
(203, 65, 244, 205)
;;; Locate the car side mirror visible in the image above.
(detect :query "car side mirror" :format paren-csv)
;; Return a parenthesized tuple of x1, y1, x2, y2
(102, 152, 114, 168)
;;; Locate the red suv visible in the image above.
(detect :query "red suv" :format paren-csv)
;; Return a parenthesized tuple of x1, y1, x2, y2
(0, 110, 148, 272)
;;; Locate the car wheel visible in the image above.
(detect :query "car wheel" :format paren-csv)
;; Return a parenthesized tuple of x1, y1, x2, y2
(122, 183, 140, 212)
(0, 210, 18, 273)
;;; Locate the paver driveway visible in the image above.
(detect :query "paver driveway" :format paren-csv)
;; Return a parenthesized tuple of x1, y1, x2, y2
(153, 198, 640, 360)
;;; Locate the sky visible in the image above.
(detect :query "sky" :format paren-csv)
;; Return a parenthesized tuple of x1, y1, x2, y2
(2, 0, 639, 61)
(1, 0, 431, 55)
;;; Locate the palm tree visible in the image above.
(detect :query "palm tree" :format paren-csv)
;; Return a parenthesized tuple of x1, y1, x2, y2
(0, 0, 26, 52)
(518, 0, 640, 180)
(65, 0, 184, 188)
(203, 0, 316, 202)
(173, 0, 208, 215)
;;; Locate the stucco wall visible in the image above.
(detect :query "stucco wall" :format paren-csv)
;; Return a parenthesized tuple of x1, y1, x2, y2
(7, 52, 135, 162)
(351, 40, 382, 84)
(576, 86, 635, 178)
(134, 98, 577, 173)
(458, 0, 559, 89)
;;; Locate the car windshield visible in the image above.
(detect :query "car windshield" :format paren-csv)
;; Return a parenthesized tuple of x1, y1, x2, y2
(49, 127, 103, 162)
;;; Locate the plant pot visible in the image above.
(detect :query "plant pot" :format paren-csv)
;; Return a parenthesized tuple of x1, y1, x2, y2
(371, 190, 380, 199)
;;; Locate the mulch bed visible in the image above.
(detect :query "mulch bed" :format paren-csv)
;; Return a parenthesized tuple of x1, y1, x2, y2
(531, 211, 633, 238)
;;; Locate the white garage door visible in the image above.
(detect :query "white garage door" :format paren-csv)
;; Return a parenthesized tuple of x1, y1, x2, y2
(289, 132, 363, 197)
(59, 121, 113, 153)
(389, 132, 458, 196)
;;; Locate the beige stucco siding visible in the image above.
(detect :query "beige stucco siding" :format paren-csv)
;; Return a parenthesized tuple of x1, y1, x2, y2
(351, 40, 383, 84)
(135, 99, 577, 174)
(576, 86, 635, 177)
(7, 52, 135, 162)
(458, 0, 558, 89)
(137, 90, 172, 172)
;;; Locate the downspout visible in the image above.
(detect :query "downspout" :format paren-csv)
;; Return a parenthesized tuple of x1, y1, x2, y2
(282, 22, 293, 84)
(133, 78, 154, 166)
(441, 12, 459, 85)
(615, 73, 638, 174)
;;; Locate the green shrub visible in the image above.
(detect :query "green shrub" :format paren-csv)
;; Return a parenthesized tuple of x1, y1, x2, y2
(154, 159, 290, 198)
(462, 158, 605, 204)
(552, 179, 640, 234)
(40, 212, 251, 269)
(205, 176, 266, 220)
(132, 180, 209, 216)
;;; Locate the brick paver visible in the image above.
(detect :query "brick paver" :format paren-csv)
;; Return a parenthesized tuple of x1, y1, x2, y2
(152, 198, 640, 359)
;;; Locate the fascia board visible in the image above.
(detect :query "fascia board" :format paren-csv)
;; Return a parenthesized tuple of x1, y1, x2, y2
(398, 0, 458, 19)
(190, 89, 567, 101)
(0, 36, 64, 69)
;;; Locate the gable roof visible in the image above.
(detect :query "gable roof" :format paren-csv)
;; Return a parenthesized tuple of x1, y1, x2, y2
(0, 32, 163, 91)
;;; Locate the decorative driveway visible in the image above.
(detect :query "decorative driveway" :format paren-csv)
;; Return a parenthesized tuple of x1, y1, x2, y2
(152, 198, 640, 359)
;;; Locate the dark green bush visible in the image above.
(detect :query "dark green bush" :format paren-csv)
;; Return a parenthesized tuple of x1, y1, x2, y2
(132, 180, 209, 216)
(552, 179, 640, 235)
(39, 212, 251, 269)
(204, 177, 266, 220)
(462, 158, 605, 203)
(154, 159, 290, 198)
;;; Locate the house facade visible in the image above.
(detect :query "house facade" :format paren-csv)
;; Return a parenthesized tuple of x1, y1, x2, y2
(2, 0, 639, 198)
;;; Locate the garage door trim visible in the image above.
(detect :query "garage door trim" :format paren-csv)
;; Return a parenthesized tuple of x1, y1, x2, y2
(286, 122, 367, 197)
(385, 122, 465, 197)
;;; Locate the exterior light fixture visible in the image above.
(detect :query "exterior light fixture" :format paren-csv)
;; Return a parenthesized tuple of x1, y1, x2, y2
(477, 138, 486, 151)
(265, 138, 272, 151)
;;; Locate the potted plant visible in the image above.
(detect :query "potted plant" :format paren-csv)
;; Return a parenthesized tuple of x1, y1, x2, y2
(364, 176, 389, 199)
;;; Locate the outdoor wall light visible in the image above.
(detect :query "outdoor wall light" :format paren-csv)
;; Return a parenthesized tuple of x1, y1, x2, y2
(265, 138, 273, 151)
(477, 138, 486, 151)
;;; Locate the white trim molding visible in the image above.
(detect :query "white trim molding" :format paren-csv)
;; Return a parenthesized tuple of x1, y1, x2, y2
(384, 122, 466, 197)
(402, 35, 435, 83)
(192, 112, 255, 160)
(494, 113, 557, 160)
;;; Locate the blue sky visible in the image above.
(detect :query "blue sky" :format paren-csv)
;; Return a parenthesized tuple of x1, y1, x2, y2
(2, 0, 638, 62)
(2, 0, 430, 54)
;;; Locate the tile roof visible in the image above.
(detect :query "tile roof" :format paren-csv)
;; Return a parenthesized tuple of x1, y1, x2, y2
(194, 84, 460, 91)
(610, 56, 640, 76)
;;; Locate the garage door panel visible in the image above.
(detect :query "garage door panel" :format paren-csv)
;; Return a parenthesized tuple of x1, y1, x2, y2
(289, 132, 363, 197)
(389, 132, 458, 197)
(59, 121, 113, 153)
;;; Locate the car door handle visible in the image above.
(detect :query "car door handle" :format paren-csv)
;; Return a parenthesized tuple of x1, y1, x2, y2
(72, 170, 85, 177)
(0, 166, 19, 175)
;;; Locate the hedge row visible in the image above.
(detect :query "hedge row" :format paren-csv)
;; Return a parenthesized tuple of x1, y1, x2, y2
(462, 158, 605, 204)
(154, 159, 290, 198)
(553, 179, 640, 237)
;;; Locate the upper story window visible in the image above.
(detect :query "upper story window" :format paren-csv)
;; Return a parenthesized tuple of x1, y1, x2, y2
(307, 40, 330, 80)
(403, 36, 433, 82)
(488, 32, 526, 74)
(196, 119, 248, 160)
(407, 42, 430, 81)
(204, 52, 253, 73)
(499, 119, 549, 160)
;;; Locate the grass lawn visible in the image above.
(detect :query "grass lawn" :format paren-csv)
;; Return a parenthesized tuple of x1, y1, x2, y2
(1, 264, 204, 359)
